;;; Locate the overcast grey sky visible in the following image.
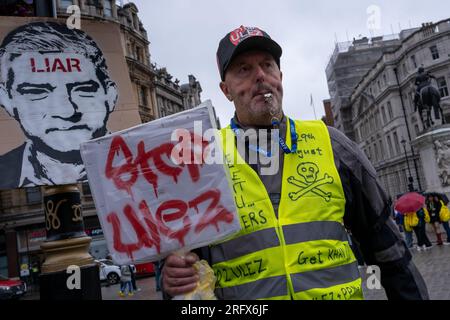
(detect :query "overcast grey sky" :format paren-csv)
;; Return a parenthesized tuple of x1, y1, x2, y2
(131, 0, 450, 126)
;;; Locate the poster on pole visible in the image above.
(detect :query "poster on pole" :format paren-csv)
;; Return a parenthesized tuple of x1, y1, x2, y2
(0, 18, 141, 189)
(80, 101, 240, 264)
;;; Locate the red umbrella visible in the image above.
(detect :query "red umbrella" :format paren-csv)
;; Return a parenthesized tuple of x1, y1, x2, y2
(394, 192, 425, 214)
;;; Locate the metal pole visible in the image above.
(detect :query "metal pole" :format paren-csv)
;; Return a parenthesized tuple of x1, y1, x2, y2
(402, 142, 414, 192)
(52, 0, 57, 18)
(393, 68, 423, 191)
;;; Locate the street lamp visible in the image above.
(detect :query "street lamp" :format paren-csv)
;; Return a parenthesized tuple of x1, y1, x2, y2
(393, 67, 422, 191)
(401, 138, 414, 192)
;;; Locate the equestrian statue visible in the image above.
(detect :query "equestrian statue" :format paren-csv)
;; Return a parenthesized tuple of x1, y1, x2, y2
(414, 67, 445, 129)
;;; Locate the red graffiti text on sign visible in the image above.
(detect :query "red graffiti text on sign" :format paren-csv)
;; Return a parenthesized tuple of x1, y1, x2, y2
(105, 133, 208, 198)
(107, 189, 235, 259)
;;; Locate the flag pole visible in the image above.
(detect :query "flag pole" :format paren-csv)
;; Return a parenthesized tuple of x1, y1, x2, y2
(310, 94, 317, 120)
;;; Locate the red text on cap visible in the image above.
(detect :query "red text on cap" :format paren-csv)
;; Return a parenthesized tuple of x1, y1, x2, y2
(229, 26, 263, 46)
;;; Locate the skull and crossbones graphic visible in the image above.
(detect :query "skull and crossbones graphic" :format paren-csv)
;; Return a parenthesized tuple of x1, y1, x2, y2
(287, 162, 333, 202)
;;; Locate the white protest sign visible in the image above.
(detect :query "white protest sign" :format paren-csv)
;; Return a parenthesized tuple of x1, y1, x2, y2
(80, 101, 240, 265)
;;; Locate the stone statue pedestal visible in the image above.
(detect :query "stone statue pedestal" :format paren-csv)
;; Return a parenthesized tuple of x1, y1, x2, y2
(411, 124, 450, 198)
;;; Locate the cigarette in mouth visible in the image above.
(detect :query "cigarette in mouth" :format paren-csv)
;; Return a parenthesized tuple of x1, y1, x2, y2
(264, 93, 273, 102)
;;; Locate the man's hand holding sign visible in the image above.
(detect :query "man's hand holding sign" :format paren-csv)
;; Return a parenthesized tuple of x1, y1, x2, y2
(80, 102, 240, 299)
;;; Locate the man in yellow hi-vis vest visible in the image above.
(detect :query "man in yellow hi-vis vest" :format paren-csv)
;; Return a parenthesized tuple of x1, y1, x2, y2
(162, 26, 429, 300)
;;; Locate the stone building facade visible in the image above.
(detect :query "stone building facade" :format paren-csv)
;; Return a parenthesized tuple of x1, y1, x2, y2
(326, 36, 401, 140)
(350, 20, 450, 199)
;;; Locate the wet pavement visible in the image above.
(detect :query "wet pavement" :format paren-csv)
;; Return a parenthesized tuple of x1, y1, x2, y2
(19, 233, 450, 300)
(362, 243, 450, 300)
(101, 276, 162, 300)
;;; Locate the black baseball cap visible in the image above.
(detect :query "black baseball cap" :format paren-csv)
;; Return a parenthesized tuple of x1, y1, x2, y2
(216, 26, 282, 81)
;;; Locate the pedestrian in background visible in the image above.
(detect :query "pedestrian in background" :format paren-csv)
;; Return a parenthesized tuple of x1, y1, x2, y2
(441, 218, 450, 245)
(426, 196, 444, 245)
(130, 265, 138, 291)
(412, 208, 432, 251)
(437, 198, 450, 245)
(20, 263, 31, 287)
(396, 210, 414, 249)
(119, 264, 134, 297)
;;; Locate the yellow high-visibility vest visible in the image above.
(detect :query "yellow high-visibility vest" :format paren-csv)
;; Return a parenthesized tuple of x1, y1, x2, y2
(211, 119, 363, 300)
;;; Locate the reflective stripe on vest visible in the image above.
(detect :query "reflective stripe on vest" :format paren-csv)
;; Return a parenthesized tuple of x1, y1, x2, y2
(291, 262, 361, 292)
(283, 221, 348, 244)
(213, 119, 362, 300)
(211, 221, 347, 263)
(216, 275, 288, 300)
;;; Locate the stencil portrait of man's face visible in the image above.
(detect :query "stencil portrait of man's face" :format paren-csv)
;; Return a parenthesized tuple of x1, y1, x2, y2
(3, 52, 117, 153)
(0, 22, 118, 155)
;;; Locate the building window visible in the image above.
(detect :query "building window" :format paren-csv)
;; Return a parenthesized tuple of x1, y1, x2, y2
(136, 46, 142, 63)
(393, 131, 400, 155)
(103, 0, 113, 17)
(410, 92, 416, 110)
(383, 73, 387, 85)
(375, 111, 381, 129)
(142, 48, 148, 65)
(86, 0, 102, 7)
(402, 63, 407, 77)
(381, 106, 387, 124)
(437, 77, 449, 97)
(394, 172, 401, 196)
(130, 44, 136, 59)
(60, 0, 73, 8)
(430, 45, 440, 60)
(373, 142, 378, 162)
(410, 55, 417, 69)
(139, 86, 147, 106)
(387, 101, 393, 119)
(387, 135, 394, 157)
(379, 139, 385, 156)
(26, 187, 41, 204)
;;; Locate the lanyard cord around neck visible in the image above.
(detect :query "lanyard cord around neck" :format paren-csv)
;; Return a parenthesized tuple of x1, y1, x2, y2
(230, 118, 298, 156)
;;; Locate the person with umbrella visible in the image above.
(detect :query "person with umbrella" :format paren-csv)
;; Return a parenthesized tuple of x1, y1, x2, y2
(393, 202, 414, 249)
(395, 192, 432, 251)
(413, 207, 433, 251)
(397, 210, 414, 248)
(426, 195, 444, 245)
